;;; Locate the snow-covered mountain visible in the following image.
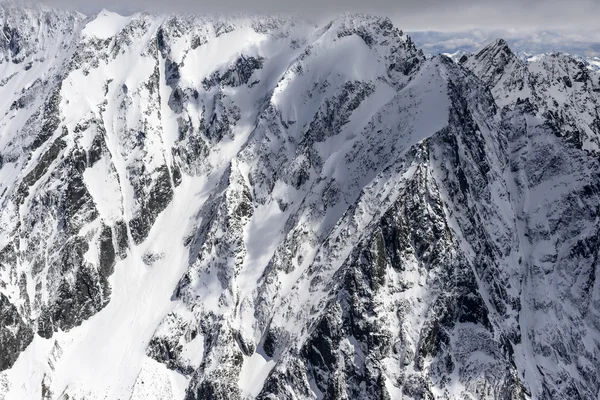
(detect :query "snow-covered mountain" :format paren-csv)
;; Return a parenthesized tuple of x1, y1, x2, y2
(460, 39, 600, 149)
(0, 3, 599, 400)
(409, 29, 600, 61)
(517, 52, 600, 73)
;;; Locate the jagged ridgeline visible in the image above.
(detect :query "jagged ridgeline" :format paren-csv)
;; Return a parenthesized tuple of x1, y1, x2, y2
(0, 2, 599, 399)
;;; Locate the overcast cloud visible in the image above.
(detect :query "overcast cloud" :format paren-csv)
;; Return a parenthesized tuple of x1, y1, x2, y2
(37, 0, 600, 32)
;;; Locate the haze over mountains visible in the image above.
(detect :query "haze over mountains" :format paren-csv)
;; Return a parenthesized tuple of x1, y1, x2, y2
(409, 29, 600, 60)
(0, 1, 599, 399)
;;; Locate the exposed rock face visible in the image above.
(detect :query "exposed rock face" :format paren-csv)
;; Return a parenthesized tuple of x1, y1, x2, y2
(0, 292, 34, 370)
(0, 3, 599, 400)
(461, 39, 600, 149)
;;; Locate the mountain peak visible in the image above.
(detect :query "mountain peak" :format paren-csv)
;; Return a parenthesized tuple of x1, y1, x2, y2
(457, 36, 524, 91)
(83, 8, 133, 39)
(476, 37, 514, 59)
(322, 13, 401, 39)
(494, 38, 508, 46)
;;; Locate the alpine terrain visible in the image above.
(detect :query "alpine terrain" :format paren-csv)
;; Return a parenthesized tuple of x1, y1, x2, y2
(0, 2, 599, 399)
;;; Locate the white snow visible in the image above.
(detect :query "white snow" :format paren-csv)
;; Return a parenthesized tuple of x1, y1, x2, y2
(238, 352, 275, 398)
(178, 26, 267, 87)
(82, 156, 123, 223)
(3, 175, 211, 399)
(130, 357, 189, 400)
(82, 9, 132, 39)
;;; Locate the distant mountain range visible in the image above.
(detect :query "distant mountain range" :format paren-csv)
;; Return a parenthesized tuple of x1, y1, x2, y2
(409, 29, 600, 59)
(442, 48, 600, 73)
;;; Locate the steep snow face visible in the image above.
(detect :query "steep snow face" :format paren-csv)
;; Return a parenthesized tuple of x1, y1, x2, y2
(0, 5, 599, 400)
(82, 9, 133, 39)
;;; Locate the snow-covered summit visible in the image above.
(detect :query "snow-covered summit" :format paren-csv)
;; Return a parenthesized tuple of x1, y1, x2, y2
(82, 9, 134, 39)
(461, 38, 600, 149)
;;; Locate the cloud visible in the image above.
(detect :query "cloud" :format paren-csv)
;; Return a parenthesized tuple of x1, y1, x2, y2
(401, 0, 599, 31)
(421, 37, 482, 51)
